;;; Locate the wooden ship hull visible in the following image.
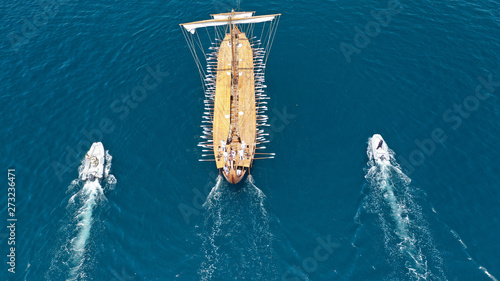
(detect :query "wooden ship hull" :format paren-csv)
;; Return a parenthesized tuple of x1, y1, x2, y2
(181, 11, 280, 184)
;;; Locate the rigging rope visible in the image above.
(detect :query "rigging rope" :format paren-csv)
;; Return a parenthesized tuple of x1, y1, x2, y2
(180, 13, 280, 137)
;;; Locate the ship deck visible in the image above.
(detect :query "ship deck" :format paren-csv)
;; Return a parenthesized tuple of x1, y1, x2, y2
(212, 32, 256, 169)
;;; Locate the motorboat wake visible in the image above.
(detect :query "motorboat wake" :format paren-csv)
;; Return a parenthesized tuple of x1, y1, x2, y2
(47, 142, 116, 280)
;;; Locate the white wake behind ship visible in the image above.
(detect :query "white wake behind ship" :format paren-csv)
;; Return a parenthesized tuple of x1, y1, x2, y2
(370, 134, 390, 165)
(80, 142, 105, 182)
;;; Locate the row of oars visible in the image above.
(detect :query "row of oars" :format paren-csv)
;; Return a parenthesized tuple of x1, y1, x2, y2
(252, 42, 274, 159)
(199, 40, 275, 161)
(198, 46, 219, 155)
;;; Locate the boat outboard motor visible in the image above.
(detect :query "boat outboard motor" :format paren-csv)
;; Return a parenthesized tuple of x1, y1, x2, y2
(89, 174, 95, 182)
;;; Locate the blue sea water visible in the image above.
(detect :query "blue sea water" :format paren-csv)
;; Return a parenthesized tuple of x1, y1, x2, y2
(1, 0, 500, 280)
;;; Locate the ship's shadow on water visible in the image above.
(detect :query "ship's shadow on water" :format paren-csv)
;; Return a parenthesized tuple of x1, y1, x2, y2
(198, 175, 277, 281)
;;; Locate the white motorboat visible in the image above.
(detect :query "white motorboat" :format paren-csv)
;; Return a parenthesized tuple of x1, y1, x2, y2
(80, 142, 105, 182)
(370, 134, 390, 165)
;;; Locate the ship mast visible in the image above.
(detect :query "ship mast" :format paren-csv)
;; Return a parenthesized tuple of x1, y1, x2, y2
(230, 10, 237, 86)
(229, 10, 239, 139)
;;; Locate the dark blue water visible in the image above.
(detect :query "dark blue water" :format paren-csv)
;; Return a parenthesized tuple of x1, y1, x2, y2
(1, 0, 500, 280)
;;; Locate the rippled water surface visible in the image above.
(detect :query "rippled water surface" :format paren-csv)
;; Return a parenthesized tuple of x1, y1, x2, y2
(1, 0, 499, 280)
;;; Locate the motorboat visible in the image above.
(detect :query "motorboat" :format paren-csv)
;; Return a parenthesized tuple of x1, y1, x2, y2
(80, 142, 105, 182)
(370, 134, 390, 165)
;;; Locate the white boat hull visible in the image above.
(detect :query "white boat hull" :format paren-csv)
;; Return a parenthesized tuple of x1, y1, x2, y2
(80, 142, 105, 182)
(370, 134, 390, 165)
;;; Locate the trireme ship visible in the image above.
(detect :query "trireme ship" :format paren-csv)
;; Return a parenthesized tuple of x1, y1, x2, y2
(181, 10, 280, 184)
